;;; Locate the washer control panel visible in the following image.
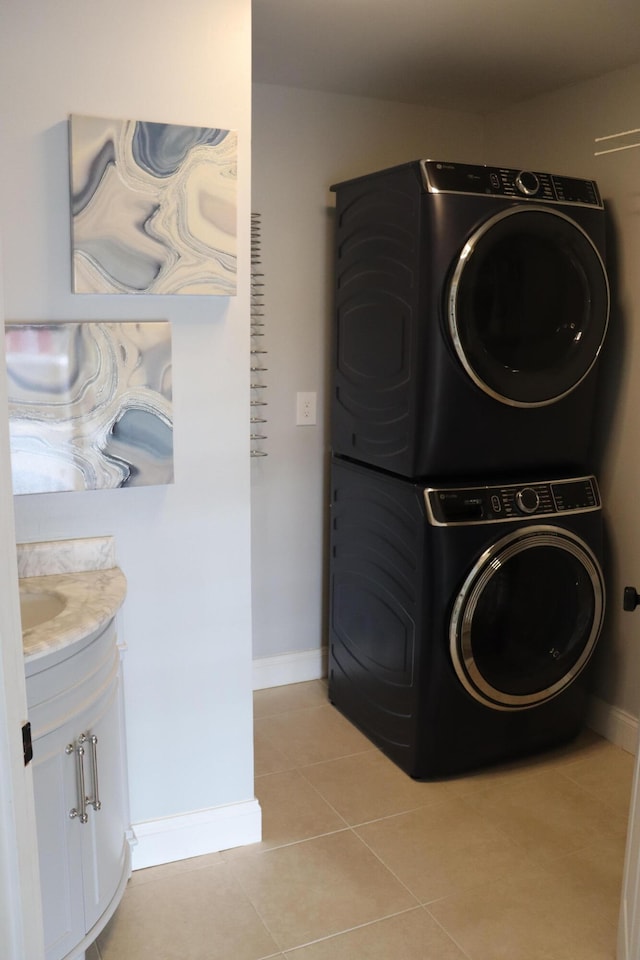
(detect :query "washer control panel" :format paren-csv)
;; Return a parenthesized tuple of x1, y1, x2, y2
(421, 160, 603, 208)
(426, 476, 600, 526)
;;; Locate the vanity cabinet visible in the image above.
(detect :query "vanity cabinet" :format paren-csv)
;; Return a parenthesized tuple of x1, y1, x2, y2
(26, 618, 130, 960)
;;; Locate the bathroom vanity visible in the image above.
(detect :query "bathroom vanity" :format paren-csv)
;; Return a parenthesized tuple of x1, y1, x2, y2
(20, 538, 130, 960)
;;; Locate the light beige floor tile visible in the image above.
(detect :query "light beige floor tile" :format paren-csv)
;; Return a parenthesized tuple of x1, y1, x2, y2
(301, 750, 455, 825)
(355, 799, 542, 903)
(428, 867, 617, 960)
(254, 681, 328, 718)
(282, 907, 468, 959)
(253, 768, 347, 848)
(255, 728, 297, 777)
(550, 834, 627, 926)
(555, 727, 624, 765)
(444, 730, 607, 798)
(258, 705, 373, 766)
(459, 767, 628, 864)
(97, 860, 279, 960)
(86, 944, 101, 960)
(94, 687, 630, 960)
(128, 850, 223, 886)
(560, 743, 634, 819)
(229, 830, 417, 951)
(534, 727, 612, 767)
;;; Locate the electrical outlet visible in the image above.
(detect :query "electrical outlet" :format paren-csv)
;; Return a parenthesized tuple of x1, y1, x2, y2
(296, 391, 317, 425)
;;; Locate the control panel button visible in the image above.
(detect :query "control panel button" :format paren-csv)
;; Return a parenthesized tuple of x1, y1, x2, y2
(515, 487, 540, 514)
(515, 171, 540, 196)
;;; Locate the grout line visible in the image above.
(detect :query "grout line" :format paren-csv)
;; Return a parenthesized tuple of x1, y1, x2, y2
(555, 767, 633, 820)
(226, 787, 424, 953)
(289, 747, 379, 771)
(287, 767, 352, 829)
(252, 682, 329, 720)
(422, 904, 477, 960)
(224, 825, 355, 859)
(278, 906, 435, 956)
(347, 822, 422, 906)
(255, 744, 376, 778)
(221, 858, 289, 956)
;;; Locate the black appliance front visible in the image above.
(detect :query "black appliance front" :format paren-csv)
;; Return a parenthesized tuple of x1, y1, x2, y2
(328, 457, 605, 779)
(331, 160, 610, 479)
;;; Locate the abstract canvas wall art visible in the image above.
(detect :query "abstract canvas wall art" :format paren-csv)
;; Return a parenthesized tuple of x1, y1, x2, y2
(69, 114, 237, 295)
(6, 321, 174, 494)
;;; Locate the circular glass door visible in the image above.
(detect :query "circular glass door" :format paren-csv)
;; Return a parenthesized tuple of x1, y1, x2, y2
(448, 206, 610, 407)
(449, 526, 605, 710)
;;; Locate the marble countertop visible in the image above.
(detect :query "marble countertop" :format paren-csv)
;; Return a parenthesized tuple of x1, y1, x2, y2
(21, 568, 127, 664)
(18, 536, 127, 665)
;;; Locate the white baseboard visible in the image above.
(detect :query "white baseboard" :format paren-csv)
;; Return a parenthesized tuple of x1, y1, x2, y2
(252, 647, 327, 690)
(587, 695, 638, 755)
(131, 799, 262, 871)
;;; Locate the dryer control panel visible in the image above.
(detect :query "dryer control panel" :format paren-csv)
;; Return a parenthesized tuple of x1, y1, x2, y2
(425, 476, 600, 526)
(421, 160, 603, 208)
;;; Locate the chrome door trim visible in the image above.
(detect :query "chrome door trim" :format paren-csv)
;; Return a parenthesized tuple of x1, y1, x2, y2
(449, 525, 605, 710)
(447, 205, 610, 408)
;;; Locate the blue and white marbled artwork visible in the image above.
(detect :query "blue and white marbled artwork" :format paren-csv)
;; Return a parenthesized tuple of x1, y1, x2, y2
(5, 321, 174, 494)
(69, 114, 237, 295)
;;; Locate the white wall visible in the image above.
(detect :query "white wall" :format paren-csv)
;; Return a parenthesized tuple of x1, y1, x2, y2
(483, 62, 640, 724)
(0, 0, 255, 851)
(251, 83, 485, 676)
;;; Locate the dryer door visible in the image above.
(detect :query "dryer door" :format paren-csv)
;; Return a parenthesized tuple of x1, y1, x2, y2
(448, 206, 609, 407)
(449, 525, 605, 710)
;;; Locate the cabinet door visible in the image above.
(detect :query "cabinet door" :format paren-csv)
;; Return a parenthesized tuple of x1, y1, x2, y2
(32, 720, 85, 960)
(32, 642, 129, 959)
(79, 667, 129, 933)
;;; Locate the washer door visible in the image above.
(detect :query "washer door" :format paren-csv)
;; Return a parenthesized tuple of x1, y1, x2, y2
(448, 206, 610, 407)
(450, 525, 605, 710)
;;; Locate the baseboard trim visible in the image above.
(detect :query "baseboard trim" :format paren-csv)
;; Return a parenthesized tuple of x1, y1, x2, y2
(252, 647, 327, 690)
(131, 799, 262, 871)
(587, 695, 638, 754)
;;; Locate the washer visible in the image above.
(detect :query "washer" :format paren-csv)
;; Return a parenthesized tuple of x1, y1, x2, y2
(330, 160, 610, 480)
(328, 456, 605, 779)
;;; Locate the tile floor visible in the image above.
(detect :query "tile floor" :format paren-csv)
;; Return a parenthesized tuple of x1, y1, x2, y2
(92, 680, 635, 960)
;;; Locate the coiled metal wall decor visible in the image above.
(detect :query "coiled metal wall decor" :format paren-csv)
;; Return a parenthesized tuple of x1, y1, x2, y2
(250, 213, 268, 458)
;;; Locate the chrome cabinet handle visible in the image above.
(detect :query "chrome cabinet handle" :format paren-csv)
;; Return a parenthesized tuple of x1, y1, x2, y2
(88, 734, 102, 812)
(67, 735, 88, 824)
(67, 731, 103, 822)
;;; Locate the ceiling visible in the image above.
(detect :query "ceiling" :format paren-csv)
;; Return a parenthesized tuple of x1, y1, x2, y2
(252, 0, 640, 113)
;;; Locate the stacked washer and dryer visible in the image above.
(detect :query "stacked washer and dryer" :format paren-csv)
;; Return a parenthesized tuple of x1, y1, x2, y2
(327, 160, 610, 778)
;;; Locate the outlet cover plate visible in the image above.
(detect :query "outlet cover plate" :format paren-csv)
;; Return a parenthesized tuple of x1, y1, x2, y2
(296, 391, 317, 425)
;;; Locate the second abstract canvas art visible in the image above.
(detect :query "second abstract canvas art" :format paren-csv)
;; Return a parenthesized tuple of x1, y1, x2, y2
(6, 321, 174, 494)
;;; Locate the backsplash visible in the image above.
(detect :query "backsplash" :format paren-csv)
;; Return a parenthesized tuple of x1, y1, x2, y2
(17, 536, 116, 578)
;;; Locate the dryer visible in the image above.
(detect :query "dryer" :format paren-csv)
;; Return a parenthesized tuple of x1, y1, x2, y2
(328, 456, 605, 779)
(330, 160, 610, 480)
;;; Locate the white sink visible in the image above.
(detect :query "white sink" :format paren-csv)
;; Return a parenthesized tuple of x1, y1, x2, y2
(20, 590, 66, 631)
